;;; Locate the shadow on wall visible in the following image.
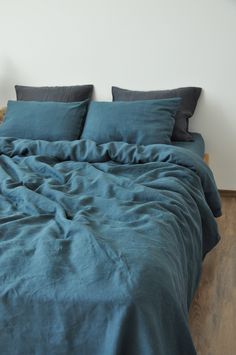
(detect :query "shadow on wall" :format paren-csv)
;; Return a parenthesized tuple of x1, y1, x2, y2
(0, 58, 23, 106)
(190, 89, 234, 167)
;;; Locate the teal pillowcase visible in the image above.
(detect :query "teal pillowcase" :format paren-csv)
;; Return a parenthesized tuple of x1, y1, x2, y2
(81, 98, 181, 145)
(0, 100, 89, 141)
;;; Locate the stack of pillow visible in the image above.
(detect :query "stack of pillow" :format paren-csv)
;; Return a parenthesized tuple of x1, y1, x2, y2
(0, 84, 201, 145)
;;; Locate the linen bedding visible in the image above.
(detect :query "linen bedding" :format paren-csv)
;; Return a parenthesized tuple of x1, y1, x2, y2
(172, 132, 205, 158)
(0, 137, 221, 355)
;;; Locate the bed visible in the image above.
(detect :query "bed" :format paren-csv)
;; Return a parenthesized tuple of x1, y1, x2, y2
(0, 86, 221, 355)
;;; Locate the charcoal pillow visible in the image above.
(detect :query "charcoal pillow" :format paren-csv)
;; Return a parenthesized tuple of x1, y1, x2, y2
(15, 84, 94, 102)
(81, 98, 181, 145)
(0, 100, 89, 141)
(112, 86, 202, 141)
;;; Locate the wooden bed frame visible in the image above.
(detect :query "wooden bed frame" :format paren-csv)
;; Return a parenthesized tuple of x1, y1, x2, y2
(203, 153, 209, 165)
(0, 107, 6, 123)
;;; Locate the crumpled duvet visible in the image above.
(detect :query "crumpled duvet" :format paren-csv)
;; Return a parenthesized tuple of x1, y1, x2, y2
(0, 138, 221, 355)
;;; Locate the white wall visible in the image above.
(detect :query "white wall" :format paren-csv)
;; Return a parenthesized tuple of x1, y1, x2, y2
(0, 0, 235, 189)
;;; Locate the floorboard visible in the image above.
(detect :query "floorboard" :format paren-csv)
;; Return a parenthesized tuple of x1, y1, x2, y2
(189, 196, 236, 355)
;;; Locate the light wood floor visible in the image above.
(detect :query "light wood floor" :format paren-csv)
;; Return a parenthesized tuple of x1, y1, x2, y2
(189, 196, 236, 355)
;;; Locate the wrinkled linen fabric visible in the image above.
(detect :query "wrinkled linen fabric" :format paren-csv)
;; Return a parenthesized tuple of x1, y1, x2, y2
(0, 138, 221, 355)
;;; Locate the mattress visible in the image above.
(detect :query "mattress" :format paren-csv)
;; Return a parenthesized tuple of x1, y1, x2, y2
(172, 132, 205, 158)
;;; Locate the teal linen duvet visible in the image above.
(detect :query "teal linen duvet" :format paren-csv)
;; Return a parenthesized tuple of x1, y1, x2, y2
(0, 138, 221, 355)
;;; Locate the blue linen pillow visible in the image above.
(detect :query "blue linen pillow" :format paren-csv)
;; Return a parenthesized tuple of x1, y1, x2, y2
(81, 98, 181, 145)
(0, 100, 89, 141)
(112, 86, 202, 142)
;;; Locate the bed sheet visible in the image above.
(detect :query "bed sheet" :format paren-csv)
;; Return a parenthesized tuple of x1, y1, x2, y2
(172, 132, 205, 158)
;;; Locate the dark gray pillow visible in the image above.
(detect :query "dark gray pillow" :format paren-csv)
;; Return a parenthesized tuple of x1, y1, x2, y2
(112, 86, 202, 141)
(15, 84, 94, 102)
